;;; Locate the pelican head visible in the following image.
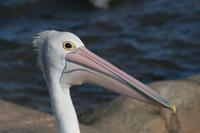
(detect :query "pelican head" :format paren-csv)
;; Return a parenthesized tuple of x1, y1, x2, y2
(33, 30, 176, 133)
(33, 30, 175, 111)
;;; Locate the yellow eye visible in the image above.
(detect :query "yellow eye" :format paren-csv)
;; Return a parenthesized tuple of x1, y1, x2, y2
(62, 41, 75, 51)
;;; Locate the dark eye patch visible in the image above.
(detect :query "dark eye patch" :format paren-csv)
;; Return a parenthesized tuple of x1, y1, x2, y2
(64, 43, 72, 48)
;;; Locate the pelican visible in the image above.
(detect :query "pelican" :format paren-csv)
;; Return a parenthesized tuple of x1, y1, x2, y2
(33, 30, 176, 133)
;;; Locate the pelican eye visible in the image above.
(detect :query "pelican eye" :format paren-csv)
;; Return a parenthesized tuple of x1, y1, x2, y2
(62, 41, 75, 51)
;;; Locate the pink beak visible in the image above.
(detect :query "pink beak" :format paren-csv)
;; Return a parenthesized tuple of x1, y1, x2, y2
(62, 47, 175, 112)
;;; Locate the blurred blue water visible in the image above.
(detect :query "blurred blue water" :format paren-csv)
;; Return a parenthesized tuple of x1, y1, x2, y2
(0, 0, 199, 114)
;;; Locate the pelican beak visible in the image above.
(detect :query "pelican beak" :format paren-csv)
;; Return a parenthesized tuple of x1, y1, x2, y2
(62, 46, 176, 112)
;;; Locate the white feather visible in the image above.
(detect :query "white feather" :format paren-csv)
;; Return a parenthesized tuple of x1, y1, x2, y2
(32, 30, 83, 133)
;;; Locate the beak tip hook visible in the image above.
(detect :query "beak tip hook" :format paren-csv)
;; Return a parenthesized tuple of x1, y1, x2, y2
(171, 105, 176, 113)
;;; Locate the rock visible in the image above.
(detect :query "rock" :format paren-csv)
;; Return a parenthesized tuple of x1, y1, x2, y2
(1, 75, 200, 133)
(0, 100, 100, 133)
(185, 75, 200, 84)
(89, 0, 111, 9)
(81, 75, 200, 133)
